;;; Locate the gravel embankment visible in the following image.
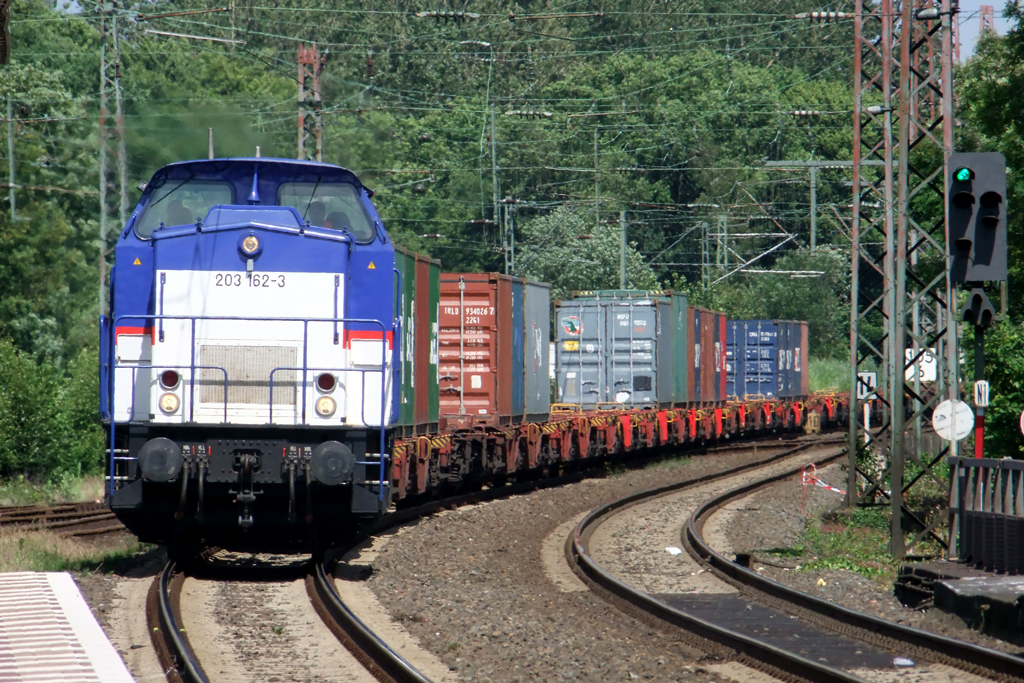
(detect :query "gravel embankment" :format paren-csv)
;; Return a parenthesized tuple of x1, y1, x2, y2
(719, 462, 1024, 657)
(368, 439, 813, 683)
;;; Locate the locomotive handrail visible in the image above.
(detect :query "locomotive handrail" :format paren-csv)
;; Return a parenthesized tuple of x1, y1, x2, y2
(108, 313, 393, 503)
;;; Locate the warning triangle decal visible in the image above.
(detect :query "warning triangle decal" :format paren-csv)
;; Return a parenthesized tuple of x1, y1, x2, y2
(133, 257, 142, 265)
(368, 261, 376, 270)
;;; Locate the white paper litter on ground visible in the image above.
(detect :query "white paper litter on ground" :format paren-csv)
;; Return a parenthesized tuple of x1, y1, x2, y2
(665, 547, 682, 556)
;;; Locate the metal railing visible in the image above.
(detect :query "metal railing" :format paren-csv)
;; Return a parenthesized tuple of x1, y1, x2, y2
(107, 314, 394, 500)
(948, 457, 1024, 574)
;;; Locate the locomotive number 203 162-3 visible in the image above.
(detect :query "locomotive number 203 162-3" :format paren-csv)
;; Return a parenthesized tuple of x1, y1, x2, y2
(214, 273, 287, 288)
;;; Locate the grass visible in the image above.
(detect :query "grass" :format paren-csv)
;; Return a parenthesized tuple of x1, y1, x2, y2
(808, 357, 851, 393)
(0, 529, 149, 573)
(764, 506, 901, 583)
(0, 474, 105, 507)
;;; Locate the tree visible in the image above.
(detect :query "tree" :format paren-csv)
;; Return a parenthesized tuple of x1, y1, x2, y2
(516, 207, 657, 301)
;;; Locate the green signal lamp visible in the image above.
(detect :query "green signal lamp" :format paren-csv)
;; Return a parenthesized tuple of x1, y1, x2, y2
(954, 167, 974, 183)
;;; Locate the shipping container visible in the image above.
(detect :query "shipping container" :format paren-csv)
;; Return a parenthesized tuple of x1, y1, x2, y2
(725, 320, 809, 400)
(439, 273, 513, 426)
(414, 252, 441, 433)
(393, 247, 417, 434)
(555, 296, 672, 409)
(394, 247, 441, 435)
(523, 280, 551, 421)
(512, 280, 526, 418)
(567, 290, 688, 405)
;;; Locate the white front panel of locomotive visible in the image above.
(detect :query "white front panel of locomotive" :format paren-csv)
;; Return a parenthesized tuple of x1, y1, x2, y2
(150, 269, 345, 425)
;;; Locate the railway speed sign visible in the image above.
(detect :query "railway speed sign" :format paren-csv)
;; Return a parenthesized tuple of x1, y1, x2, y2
(932, 399, 974, 442)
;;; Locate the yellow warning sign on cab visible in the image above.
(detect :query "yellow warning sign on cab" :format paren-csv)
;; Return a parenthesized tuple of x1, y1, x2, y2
(133, 257, 142, 265)
(368, 261, 376, 270)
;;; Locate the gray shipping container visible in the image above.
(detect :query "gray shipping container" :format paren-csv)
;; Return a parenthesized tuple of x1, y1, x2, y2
(556, 297, 672, 409)
(524, 280, 551, 421)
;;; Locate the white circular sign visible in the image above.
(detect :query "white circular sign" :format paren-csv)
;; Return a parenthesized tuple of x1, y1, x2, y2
(932, 399, 974, 442)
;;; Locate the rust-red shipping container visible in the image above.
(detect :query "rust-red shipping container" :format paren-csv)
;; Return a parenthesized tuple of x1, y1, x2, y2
(699, 307, 715, 402)
(687, 307, 696, 403)
(439, 273, 514, 428)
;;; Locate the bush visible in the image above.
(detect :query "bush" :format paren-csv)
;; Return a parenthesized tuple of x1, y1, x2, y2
(0, 339, 103, 480)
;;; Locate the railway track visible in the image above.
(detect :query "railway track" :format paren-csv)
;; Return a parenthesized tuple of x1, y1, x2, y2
(0, 501, 125, 537)
(569, 439, 1024, 683)
(144, 432, 848, 683)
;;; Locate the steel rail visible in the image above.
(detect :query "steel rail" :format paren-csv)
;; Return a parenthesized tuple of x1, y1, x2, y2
(686, 457, 1024, 683)
(303, 437, 840, 683)
(308, 562, 434, 683)
(148, 561, 211, 683)
(569, 442, 863, 683)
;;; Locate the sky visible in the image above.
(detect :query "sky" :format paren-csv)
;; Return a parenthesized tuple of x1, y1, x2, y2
(959, 0, 1013, 60)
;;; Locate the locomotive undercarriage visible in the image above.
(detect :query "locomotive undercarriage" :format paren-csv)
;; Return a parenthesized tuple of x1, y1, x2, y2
(106, 424, 391, 553)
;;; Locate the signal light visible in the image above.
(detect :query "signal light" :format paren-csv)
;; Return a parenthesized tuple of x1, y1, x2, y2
(961, 288, 996, 327)
(947, 152, 1006, 283)
(316, 373, 336, 392)
(160, 370, 181, 389)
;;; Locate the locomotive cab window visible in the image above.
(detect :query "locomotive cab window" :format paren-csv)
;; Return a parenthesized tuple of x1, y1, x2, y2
(279, 182, 376, 242)
(135, 179, 234, 238)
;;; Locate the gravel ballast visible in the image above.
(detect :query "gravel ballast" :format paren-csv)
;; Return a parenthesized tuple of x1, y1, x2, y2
(367, 439, 814, 683)
(717, 462, 1024, 657)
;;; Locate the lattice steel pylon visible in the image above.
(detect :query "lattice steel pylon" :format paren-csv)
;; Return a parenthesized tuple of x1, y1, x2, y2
(298, 44, 324, 162)
(847, 0, 958, 557)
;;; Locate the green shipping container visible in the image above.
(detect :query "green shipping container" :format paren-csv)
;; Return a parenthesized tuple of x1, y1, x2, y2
(569, 289, 688, 405)
(394, 246, 417, 434)
(394, 246, 441, 435)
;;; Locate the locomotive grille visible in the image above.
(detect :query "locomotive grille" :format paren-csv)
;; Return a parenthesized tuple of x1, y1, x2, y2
(199, 345, 298, 405)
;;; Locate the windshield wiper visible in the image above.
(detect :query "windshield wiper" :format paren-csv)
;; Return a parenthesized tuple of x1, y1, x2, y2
(147, 173, 196, 209)
(302, 176, 323, 221)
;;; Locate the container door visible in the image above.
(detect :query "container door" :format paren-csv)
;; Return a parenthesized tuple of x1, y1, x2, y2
(686, 307, 695, 404)
(607, 301, 658, 406)
(556, 301, 602, 409)
(672, 294, 688, 405)
(657, 300, 672, 406)
(438, 275, 498, 419)
(524, 281, 551, 420)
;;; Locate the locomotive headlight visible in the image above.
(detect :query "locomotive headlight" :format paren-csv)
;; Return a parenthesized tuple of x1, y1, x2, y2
(240, 234, 260, 255)
(315, 395, 336, 417)
(159, 392, 180, 414)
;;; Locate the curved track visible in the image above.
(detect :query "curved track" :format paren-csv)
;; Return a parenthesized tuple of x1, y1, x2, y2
(570, 441, 1024, 683)
(145, 432, 847, 683)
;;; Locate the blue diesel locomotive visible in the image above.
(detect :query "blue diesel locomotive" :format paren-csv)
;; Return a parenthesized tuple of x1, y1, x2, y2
(101, 157, 397, 553)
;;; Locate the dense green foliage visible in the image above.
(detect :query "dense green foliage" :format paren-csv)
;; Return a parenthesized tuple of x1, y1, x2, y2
(1, 0, 1023, 479)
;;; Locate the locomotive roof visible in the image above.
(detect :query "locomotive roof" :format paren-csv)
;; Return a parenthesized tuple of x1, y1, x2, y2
(152, 157, 366, 188)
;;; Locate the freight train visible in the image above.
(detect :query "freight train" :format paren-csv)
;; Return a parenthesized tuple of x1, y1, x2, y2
(101, 156, 848, 555)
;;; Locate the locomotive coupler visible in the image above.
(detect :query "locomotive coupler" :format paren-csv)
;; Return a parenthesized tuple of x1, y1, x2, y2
(234, 452, 260, 529)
